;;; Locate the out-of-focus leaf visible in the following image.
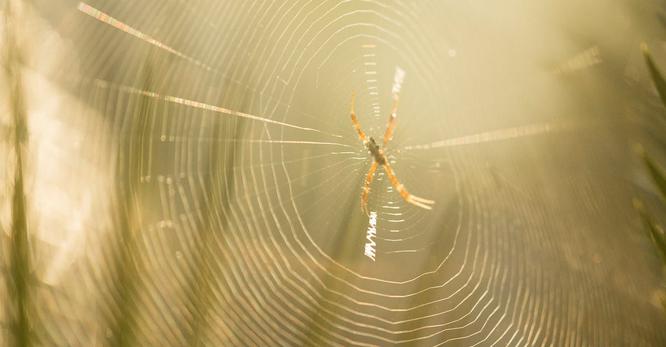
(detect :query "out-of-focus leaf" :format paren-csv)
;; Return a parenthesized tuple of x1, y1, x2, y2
(634, 199, 666, 264)
(642, 43, 666, 111)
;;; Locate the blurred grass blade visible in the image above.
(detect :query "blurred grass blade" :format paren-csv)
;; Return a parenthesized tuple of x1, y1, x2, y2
(9, 167, 31, 347)
(5, 0, 33, 345)
(634, 199, 666, 263)
(642, 43, 666, 111)
(636, 145, 666, 201)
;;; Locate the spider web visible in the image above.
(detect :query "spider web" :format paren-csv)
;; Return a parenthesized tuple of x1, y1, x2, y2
(2, 0, 666, 345)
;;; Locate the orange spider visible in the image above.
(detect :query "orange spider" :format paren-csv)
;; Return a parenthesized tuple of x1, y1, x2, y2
(350, 93, 435, 215)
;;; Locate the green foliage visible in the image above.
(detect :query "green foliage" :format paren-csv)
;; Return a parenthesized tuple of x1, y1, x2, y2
(637, 45, 666, 267)
(641, 148, 666, 202)
(4, 1, 34, 346)
(634, 199, 666, 264)
(642, 43, 666, 113)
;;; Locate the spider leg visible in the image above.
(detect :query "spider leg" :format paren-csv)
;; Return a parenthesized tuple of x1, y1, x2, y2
(361, 161, 379, 215)
(350, 93, 368, 145)
(382, 163, 434, 210)
(383, 96, 399, 146)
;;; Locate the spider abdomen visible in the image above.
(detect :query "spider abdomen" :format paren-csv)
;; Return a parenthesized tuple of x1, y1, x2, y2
(367, 137, 386, 165)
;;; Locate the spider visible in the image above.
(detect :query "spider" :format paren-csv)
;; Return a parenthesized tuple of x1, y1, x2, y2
(350, 93, 435, 215)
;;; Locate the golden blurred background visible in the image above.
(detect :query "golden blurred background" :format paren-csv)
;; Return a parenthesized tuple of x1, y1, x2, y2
(2, 0, 666, 345)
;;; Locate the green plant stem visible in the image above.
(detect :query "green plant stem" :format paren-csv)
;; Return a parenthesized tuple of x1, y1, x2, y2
(4, 0, 33, 346)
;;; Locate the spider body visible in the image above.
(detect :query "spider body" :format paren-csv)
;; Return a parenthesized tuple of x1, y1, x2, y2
(367, 137, 387, 165)
(349, 93, 434, 215)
